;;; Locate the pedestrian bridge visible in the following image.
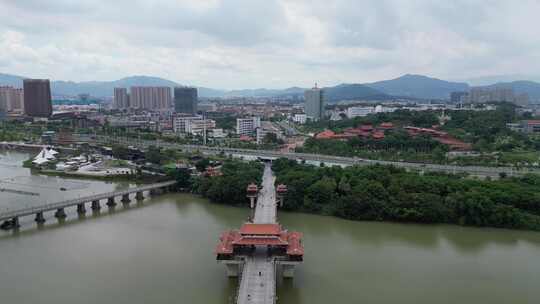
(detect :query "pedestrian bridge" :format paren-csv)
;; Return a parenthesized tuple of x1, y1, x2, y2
(215, 164, 303, 303)
(0, 181, 176, 229)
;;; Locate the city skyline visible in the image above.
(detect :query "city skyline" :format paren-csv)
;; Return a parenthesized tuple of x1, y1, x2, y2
(1, 1, 540, 89)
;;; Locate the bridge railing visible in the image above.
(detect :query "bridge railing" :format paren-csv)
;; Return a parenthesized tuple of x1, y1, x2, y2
(0, 181, 176, 221)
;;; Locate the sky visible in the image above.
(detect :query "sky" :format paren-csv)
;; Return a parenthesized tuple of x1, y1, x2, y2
(1, 0, 540, 89)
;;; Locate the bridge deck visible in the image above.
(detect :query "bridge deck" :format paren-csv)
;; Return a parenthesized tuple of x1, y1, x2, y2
(237, 164, 277, 304)
(253, 166, 277, 224)
(0, 181, 176, 221)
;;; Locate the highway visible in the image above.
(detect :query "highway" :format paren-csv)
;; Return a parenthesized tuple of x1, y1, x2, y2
(89, 135, 540, 177)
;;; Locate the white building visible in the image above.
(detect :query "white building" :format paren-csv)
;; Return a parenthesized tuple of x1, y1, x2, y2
(292, 114, 307, 124)
(197, 102, 217, 112)
(256, 121, 283, 144)
(0, 86, 24, 113)
(185, 119, 216, 136)
(209, 128, 226, 138)
(173, 114, 215, 135)
(346, 106, 374, 118)
(236, 117, 261, 136)
(173, 115, 201, 134)
(375, 105, 397, 113)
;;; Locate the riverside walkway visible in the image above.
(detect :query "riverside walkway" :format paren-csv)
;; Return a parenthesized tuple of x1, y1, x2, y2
(0, 181, 176, 227)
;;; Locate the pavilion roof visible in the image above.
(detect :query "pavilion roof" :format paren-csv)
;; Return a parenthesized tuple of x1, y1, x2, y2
(239, 223, 282, 236)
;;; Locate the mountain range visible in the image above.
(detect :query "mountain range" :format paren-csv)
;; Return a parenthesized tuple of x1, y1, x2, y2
(2, 73, 540, 102)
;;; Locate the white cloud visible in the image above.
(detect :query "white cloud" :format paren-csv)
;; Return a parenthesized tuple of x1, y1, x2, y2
(0, 0, 539, 88)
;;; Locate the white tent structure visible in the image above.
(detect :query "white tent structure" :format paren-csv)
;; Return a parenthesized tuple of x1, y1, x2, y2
(32, 147, 58, 165)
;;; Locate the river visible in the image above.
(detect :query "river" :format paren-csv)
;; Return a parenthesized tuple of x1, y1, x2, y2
(1, 150, 540, 303)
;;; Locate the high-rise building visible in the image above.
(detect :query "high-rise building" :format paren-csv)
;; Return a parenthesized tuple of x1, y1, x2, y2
(236, 117, 261, 137)
(129, 86, 171, 111)
(450, 91, 468, 104)
(23, 79, 52, 117)
(9, 88, 24, 113)
(113, 88, 129, 110)
(304, 86, 325, 121)
(467, 87, 525, 105)
(174, 87, 198, 114)
(0, 87, 9, 113)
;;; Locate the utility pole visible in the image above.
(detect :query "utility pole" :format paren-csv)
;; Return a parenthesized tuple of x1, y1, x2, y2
(203, 113, 207, 146)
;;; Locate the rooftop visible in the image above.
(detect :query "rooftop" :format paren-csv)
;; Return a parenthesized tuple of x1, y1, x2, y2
(239, 223, 282, 236)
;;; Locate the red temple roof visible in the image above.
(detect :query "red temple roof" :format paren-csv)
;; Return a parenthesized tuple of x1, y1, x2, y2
(215, 231, 239, 255)
(239, 223, 281, 236)
(216, 228, 304, 256)
(315, 130, 336, 139)
(233, 234, 289, 246)
(239, 135, 253, 142)
(372, 131, 385, 139)
(360, 124, 374, 131)
(286, 232, 304, 256)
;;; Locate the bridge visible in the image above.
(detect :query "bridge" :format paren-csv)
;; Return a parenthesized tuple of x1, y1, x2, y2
(88, 135, 540, 178)
(215, 163, 303, 303)
(0, 181, 176, 230)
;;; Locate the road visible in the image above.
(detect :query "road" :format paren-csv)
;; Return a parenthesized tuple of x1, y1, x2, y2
(82, 135, 540, 177)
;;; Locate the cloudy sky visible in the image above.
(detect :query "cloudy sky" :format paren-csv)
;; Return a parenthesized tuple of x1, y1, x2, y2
(1, 0, 539, 89)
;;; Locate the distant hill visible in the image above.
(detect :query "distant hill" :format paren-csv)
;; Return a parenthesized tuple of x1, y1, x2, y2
(364, 74, 469, 100)
(0, 74, 224, 98)
(0, 73, 389, 101)
(220, 84, 390, 102)
(0, 73, 25, 87)
(2, 72, 540, 102)
(465, 74, 540, 86)
(51, 76, 226, 98)
(224, 87, 305, 98)
(322, 84, 389, 102)
(480, 81, 540, 100)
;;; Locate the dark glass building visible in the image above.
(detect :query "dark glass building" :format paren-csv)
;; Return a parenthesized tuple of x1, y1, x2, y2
(174, 87, 198, 114)
(23, 79, 52, 117)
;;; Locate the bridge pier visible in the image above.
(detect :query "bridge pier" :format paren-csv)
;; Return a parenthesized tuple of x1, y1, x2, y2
(35, 212, 46, 223)
(91, 200, 101, 211)
(77, 203, 86, 214)
(219, 260, 243, 277)
(278, 262, 299, 278)
(54, 208, 67, 219)
(12, 217, 20, 229)
(121, 194, 131, 204)
(106, 197, 116, 207)
(135, 191, 144, 201)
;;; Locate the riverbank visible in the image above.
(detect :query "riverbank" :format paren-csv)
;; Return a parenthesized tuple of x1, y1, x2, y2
(20, 151, 162, 184)
(36, 168, 166, 183)
(192, 158, 540, 232)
